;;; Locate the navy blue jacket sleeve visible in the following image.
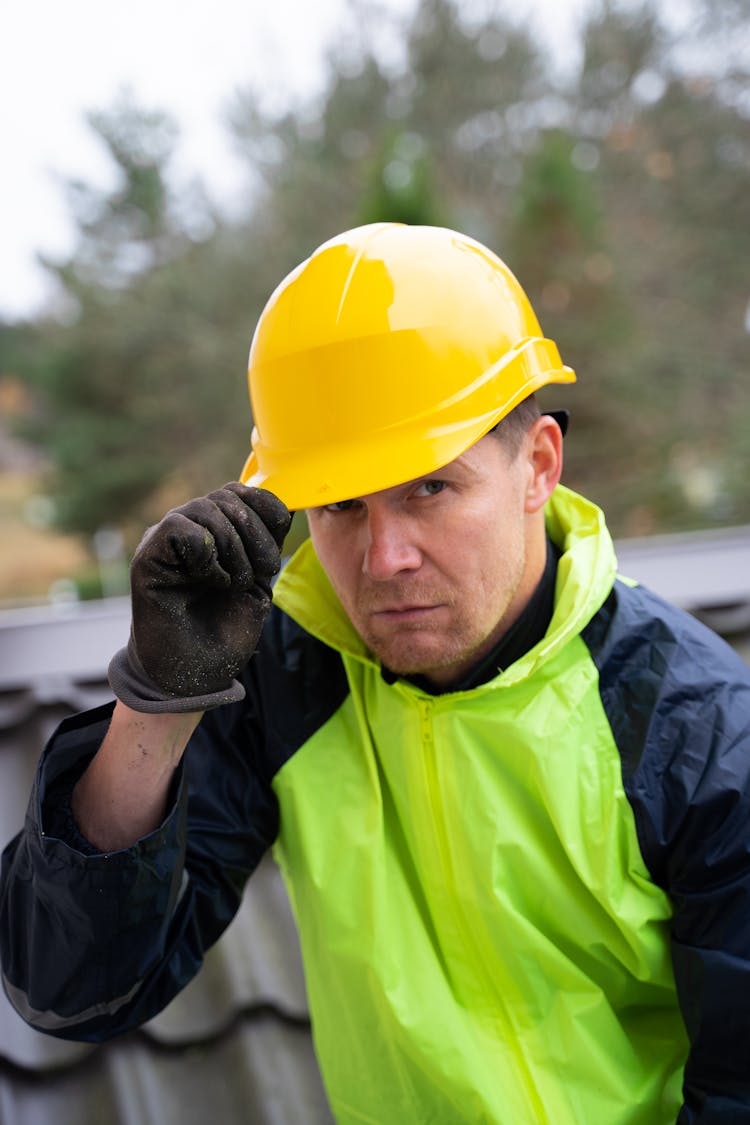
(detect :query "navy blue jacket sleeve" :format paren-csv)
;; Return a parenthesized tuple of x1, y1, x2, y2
(0, 691, 279, 1042)
(584, 581, 750, 1122)
(639, 668, 750, 1125)
(0, 605, 348, 1044)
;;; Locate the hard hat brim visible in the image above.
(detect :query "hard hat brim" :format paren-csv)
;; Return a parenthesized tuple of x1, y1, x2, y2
(241, 339, 574, 510)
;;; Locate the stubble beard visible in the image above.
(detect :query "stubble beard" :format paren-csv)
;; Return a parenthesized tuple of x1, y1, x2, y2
(362, 619, 466, 679)
(331, 522, 530, 683)
(353, 580, 520, 682)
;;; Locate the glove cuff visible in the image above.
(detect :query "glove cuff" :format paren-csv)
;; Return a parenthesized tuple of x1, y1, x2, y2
(108, 642, 246, 714)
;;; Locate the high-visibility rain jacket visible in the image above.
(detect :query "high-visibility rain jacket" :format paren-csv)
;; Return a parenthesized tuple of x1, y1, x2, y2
(2, 485, 750, 1123)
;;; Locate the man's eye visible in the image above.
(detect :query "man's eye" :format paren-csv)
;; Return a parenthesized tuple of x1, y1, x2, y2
(418, 480, 447, 496)
(324, 499, 356, 512)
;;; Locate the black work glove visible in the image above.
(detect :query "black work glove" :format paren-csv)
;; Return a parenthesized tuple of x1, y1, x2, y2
(108, 483, 291, 713)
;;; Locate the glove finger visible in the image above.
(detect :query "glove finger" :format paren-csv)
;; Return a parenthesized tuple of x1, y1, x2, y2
(203, 488, 284, 585)
(141, 508, 239, 589)
(154, 499, 256, 591)
(223, 483, 292, 550)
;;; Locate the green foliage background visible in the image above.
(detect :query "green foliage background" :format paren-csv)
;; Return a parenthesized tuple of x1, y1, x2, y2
(2, 0, 748, 561)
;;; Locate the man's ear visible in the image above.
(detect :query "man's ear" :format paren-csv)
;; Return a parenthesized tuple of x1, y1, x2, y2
(524, 414, 564, 514)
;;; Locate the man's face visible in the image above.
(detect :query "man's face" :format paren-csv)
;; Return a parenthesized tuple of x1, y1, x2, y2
(307, 430, 549, 687)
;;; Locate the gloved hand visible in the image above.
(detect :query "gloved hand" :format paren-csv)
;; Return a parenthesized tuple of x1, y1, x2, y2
(108, 483, 291, 713)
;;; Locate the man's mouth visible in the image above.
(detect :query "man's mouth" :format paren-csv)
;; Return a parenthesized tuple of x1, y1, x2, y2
(370, 603, 444, 622)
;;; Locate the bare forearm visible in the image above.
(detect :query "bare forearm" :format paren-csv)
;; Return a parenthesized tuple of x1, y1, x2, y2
(71, 701, 203, 851)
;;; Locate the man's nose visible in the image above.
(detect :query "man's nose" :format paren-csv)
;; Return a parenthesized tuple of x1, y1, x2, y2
(362, 509, 422, 581)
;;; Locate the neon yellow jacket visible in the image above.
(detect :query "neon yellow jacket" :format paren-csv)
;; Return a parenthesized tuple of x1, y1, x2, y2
(270, 485, 688, 1123)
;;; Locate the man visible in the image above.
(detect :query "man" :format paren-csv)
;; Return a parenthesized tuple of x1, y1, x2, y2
(2, 224, 750, 1123)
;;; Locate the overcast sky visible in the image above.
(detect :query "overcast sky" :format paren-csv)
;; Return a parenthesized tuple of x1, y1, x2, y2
(1, 0, 590, 319)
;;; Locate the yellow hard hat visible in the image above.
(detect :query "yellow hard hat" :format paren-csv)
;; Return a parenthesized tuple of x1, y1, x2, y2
(240, 223, 575, 510)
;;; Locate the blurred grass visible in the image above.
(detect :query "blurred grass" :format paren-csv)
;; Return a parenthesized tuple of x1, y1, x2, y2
(0, 471, 92, 607)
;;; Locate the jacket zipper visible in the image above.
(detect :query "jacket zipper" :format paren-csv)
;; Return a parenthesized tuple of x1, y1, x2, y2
(417, 697, 549, 1125)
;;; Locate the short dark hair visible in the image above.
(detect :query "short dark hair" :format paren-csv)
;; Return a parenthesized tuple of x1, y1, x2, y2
(488, 394, 541, 457)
